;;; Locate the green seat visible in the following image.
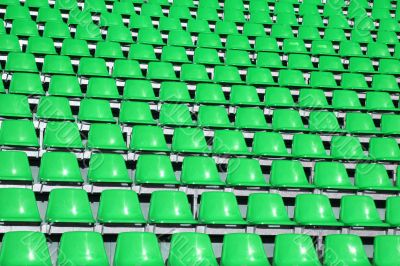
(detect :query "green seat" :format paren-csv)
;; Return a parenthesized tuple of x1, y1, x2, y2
(288, 54, 315, 70)
(213, 66, 243, 84)
(0, 231, 51, 266)
(273, 234, 321, 266)
(11, 19, 39, 37)
(235, 107, 268, 129)
(112, 59, 144, 79)
(385, 196, 400, 227)
(128, 44, 157, 61)
(349, 57, 376, 74)
(271, 24, 294, 39)
(295, 194, 343, 226)
(225, 49, 252, 67)
(355, 163, 397, 191)
(75, 23, 102, 41)
(220, 233, 270, 266)
(137, 28, 164, 45)
(243, 22, 266, 37)
(302, 14, 324, 27)
(0, 94, 31, 118)
(225, 35, 252, 50)
(141, 3, 164, 17)
(230, 85, 261, 106)
(324, 235, 370, 266)
(129, 15, 153, 29)
(197, 7, 219, 21)
(309, 111, 342, 133)
(181, 156, 223, 186)
(381, 114, 400, 135)
(324, 28, 347, 42)
(194, 83, 227, 104)
(341, 73, 369, 90)
(254, 37, 280, 52)
(159, 17, 182, 31)
(113, 0, 135, 15)
(331, 136, 368, 160)
(130, 125, 169, 152)
(26, 36, 56, 55)
(88, 153, 131, 183)
(197, 105, 232, 128)
(167, 30, 194, 47)
(339, 41, 364, 57)
(373, 235, 400, 265)
(283, 39, 307, 54)
(5, 5, 30, 20)
(367, 42, 391, 58)
(119, 101, 156, 125)
(42, 55, 74, 75)
(0, 188, 40, 222)
(314, 162, 355, 190)
(98, 190, 145, 224)
(194, 48, 222, 65)
(5, 52, 38, 72)
(54, 0, 78, 10)
(95, 41, 124, 59)
(345, 112, 378, 134)
(340, 195, 388, 227)
(39, 152, 83, 183)
(247, 193, 294, 225)
(369, 137, 400, 161)
(378, 61, 400, 77)
(43, 121, 83, 149)
(78, 57, 109, 77)
(256, 52, 284, 69)
(43, 21, 70, 39)
(147, 62, 177, 80)
(298, 26, 321, 41)
(0, 151, 32, 182)
(298, 88, 330, 109)
(148, 190, 197, 224)
(161, 46, 190, 63)
(318, 56, 345, 72)
(0, 120, 39, 148)
(223, 9, 245, 23)
(212, 130, 250, 155)
(249, 11, 273, 24)
(78, 98, 115, 123)
(196, 33, 223, 49)
(48, 75, 82, 97)
(310, 71, 338, 88)
(311, 40, 336, 55)
(379, 18, 400, 31)
(61, 38, 90, 57)
(252, 132, 289, 157)
(159, 81, 192, 103)
(226, 158, 268, 187)
(46, 188, 94, 224)
(246, 67, 276, 86)
(106, 25, 133, 43)
(135, 154, 177, 185)
(278, 70, 306, 87)
(86, 78, 120, 99)
(84, 0, 107, 12)
(172, 127, 209, 153)
(187, 19, 210, 33)
(87, 123, 127, 150)
(99, 12, 123, 27)
(291, 134, 329, 159)
(180, 64, 211, 82)
(377, 30, 398, 45)
(57, 232, 108, 266)
(272, 109, 306, 131)
(366, 91, 397, 111)
(9, 73, 44, 95)
(264, 87, 296, 107)
(198, 191, 246, 225)
(0, 34, 21, 53)
(332, 90, 363, 110)
(270, 160, 314, 188)
(168, 232, 218, 266)
(328, 14, 351, 28)
(114, 232, 164, 266)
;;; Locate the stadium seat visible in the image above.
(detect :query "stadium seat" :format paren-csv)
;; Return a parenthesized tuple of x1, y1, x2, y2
(39, 152, 83, 183)
(313, 162, 355, 190)
(212, 130, 250, 155)
(226, 158, 268, 187)
(43, 121, 83, 149)
(88, 153, 131, 183)
(36, 96, 74, 121)
(324, 234, 370, 266)
(78, 98, 115, 123)
(270, 160, 314, 188)
(172, 127, 209, 153)
(355, 163, 398, 191)
(0, 188, 41, 223)
(0, 120, 39, 148)
(0, 151, 32, 182)
(252, 132, 289, 157)
(373, 235, 400, 265)
(0, 94, 31, 118)
(292, 134, 329, 158)
(330, 136, 368, 160)
(197, 105, 232, 128)
(369, 137, 400, 161)
(181, 156, 224, 186)
(130, 125, 169, 152)
(135, 154, 178, 185)
(87, 123, 126, 151)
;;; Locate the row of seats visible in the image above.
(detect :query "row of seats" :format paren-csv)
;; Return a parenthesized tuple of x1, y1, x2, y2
(3, 150, 400, 190)
(1, 188, 399, 227)
(3, 231, 400, 265)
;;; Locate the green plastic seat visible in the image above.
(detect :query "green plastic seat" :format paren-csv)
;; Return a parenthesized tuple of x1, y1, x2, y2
(311, 40, 336, 55)
(197, 105, 232, 128)
(0, 120, 39, 148)
(271, 24, 294, 39)
(341, 73, 369, 91)
(377, 30, 398, 45)
(180, 156, 223, 186)
(324, 234, 370, 266)
(61, 38, 90, 57)
(42, 55, 74, 75)
(366, 92, 397, 111)
(137, 28, 164, 45)
(119, 101, 156, 125)
(226, 158, 268, 187)
(193, 48, 222, 65)
(95, 41, 124, 59)
(46, 188, 94, 224)
(54, 0, 78, 9)
(339, 41, 364, 57)
(98, 190, 144, 224)
(247, 193, 294, 225)
(246, 67, 276, 86)
(310, 71, 338, 88)
(295, 194, 343, 226)
(278, 70, 306, 87)
(0, 34, 21, 53)
(332, 90, 363, 110)
(114, 232, 164, 266)
(302, 14, 324, 27)
(43, 21, 70, 39)
(106, 25, 133, 43)
(161, 45, 190, 63)
(0, 94, 31, 118)
(254, 37, 280, 52)
(378, 61, 400, 77)
(213, 66, 243, 84)
(212, 130, 250, 155)
(381, 114, 400, 135)
(340, 195, 388, 227)
(5, 5, 30, 20)
(172, 127, 209, 153)
(282, 39, 308, 54)
(220, 233, 270, 266)
(328, 14, 351, 28)
(309, 111, 342, 133)
(48, 75, 81, 98)
(252, 132, 289, 157)
(141, 3, 164, 17)
(129, 14, 153, 29)
(349, 57, 376, 74)
(78, 98, 115, 123)
(273, 234, 321, 266)
(272, 109, 306, 131)
(229, 85, 261, 106)
(148, 190, 197, 224)
(9, 73, 44, 95)
(26, 36, 56, 55)
(99, 12, 123, 27)
(147, 62, 177, 80)
(331, 136, 368, 160)
(159, 81, 192, 103)
(128, 44, 157, 61)
(0, 188, 40, 222)
(298, 26, 321, 41)
(355, 163, 397, 191)
(167, 30, 194, 47)
(256, 52, 285, 69)
(197, 33, 223, 49)
(225, 35, 252, 51)
(298, 88, 330, 109)
(314, 162, 355, 190)
(318, 56, 345, 72)
(249, 10, 273, 24)
(264, 87, 295, 107)
(180, 64, 211, 82)
(75, 23, 102, 41)
(0, 231, 51, 266)
(367, 42, 391, 58)
(324, 28, 347, 42)
(0, 151, 32, 182)
(288, 54, 315, 70)
(37, 96, 73, 121)
(57, 232, 108, 266)
(78, 57, 109, 77)
(88, 153, 131, 183)
(5, 52, 38, 73)
(194, 83, 226, 104)
(198, 191, 246, 225)
(235, 107, 268, 129)
(86, 78, 120, 99)
(197, 7, 219, 21)
(130, 125, 169, 152)
(292, 134, 329, 158)
(159, 17, 182, 31)
(270, 160, 314, 188)
(168, 232, 217, 266)
(385, 196, 400, 227)
(225, 49, 252, 67)
(243, 22, 266, 37)
(43, 121, 83, 149)
(112, 59, 144, 79)
(373, 235, 400, 265)
(87, 123, 127, 151)
(135, 154, 177, 185)
(187, 19, 210, 33)
(11, 19, 39, 37)
(345, 112, 378, 134)
(39, 152, 83, 183)
(369, 137, 400, 161)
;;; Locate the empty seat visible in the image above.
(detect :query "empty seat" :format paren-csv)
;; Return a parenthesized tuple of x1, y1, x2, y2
(195, 83, 227, 104)
(0, 120, 39, 148)
(0, 94, 31, 118)
(180, 156, 223, 186)
(272, 109, 306, 131)
(130, 126, 169, 152)
(226, 158, 268, 187)
(39, 152, 83, 183)
(252, 132, 289, 157)
(324, 234, 370, 266)
(88, 153, 131, 183)
(270, 160, 314, 188)
(0, 151, 32, 182)
(86, 78, 120, 100)
(120, 101, 156, 125)
(313, 162, 355, 190)
(87, 123, 127, 151)
(264, 87, 296, 107)
(9, 73, 44, 95)
(330, 136, 367, 160)
(43, 121, 83, 149)
(48, 75, 82, 97)
(172, 127, 209, 153)
(197, 105, 232, 128)
(159, 104, 194, 126)
(159, 82, 192, 103)
(0, 188, 40, 223)
(365, 92, 397, 111)
(381, 114, 400, 135)
(369, 137, 400, 161)
(373, 235, 400, 265)
(77, 57, 109, 77)
(36, 96, 74, 121)
(385, 196, 400, 227)
(235, 107, 268, 130)
(332, 90, 363, 110)
(78, 98, 115, 123)
(345, 112, 378, 134)
(212, 130, 250, 155)
(230, 85, 262, 106)
(292, 134, 328, 158)
(355, 163, 397, 191)
(135, 154, 177, 185)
